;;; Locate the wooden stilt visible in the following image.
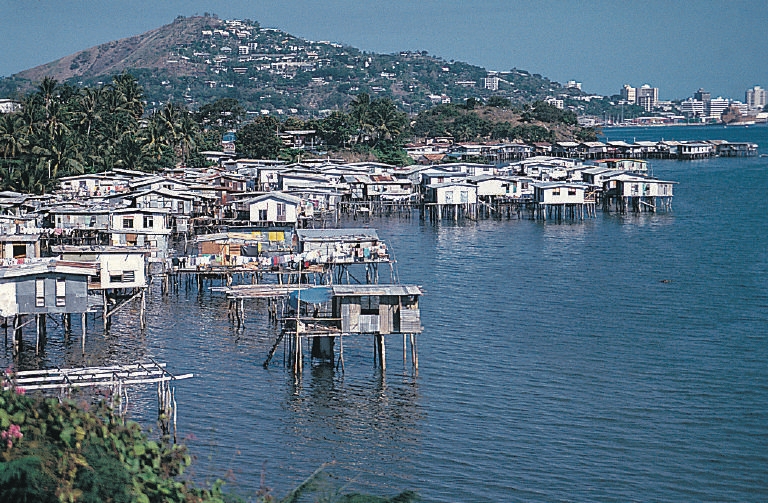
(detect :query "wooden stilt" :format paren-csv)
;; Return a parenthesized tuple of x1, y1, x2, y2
(81, 312, 86, 354)
(378, 334, 386, 371)
(35, 314, 40, 355)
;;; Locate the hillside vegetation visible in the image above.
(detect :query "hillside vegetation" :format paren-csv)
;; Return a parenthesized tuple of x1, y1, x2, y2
(2, 15, 568, 115)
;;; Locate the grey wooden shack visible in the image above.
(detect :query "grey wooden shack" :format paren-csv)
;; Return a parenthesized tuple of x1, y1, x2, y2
(331, 284, 423, 335)
(0, 260, 97, 317)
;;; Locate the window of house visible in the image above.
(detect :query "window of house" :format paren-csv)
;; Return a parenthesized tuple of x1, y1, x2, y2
(460, 191, 468, 203)
(110, 272, 123, 283)
(568, 188, 577, 196)
(143, 215, 153, 228)
(55, 278, 66, 307)
(445, 191, 454, 204)
(359, 295, 380, 315)
(123, 217, 134, 229)
(276, 203, 286, 221)
(35, 278, 45, 307)
(12, 244, 26, 259)
(258, 209, 268, 221)
(123, 270, 135, 282)
(552, 189, 560, 196)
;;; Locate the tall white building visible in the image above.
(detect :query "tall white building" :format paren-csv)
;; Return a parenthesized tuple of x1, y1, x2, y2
(566, 80, 582, 90)
(636, 84, 659, 111)
(709, 97, 730, 120)
(483, 76, 500, 91)
(745, 86, 766, 109)
(680, 98, 705, 118)
(620, 84, 636, 103)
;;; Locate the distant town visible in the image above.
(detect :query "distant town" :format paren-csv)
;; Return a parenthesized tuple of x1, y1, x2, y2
(575, 83, 768, 127)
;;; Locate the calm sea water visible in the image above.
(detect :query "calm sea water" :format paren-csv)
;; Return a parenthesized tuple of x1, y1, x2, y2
(4, 124, 768, 502)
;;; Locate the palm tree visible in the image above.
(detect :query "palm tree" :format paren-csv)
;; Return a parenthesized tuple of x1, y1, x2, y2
(153, 102, 199, 166)
(37, 77, 58, 112)
(369, 99, 407, 147)
(111, 72, 144, 119)
(0, 113, 28, 161)
(72, 87, 103, 138)
(175, 111, 199, 166)
(350, 93, 374, 144)
(7, 158, 50, 195)
(0, 113, 29, 181)
(141, 116, 170, 163)
(32, 128, 83, 181)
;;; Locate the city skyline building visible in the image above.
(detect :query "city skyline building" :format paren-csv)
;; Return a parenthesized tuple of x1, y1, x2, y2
(745, 85, 766, 109)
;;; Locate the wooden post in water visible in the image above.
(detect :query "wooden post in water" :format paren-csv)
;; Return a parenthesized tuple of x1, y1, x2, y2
(13, 315, 22, 353)
(103, 290, 110, 332)
(140, 289, 146, 330)
(35, 314, 41, 355)
(81, 312, 87, 354)
(378, 334, 386, 371)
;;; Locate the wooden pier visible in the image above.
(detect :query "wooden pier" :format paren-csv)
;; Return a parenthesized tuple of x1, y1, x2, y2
(5, 362, 193, 441)
(214, 282, 423, 375)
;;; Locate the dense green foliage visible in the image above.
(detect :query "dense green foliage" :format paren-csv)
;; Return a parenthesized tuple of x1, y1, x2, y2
(410, 101, 588, 143)
(0, 383, 221, 503)
(236, 116, 283, 159)
(0, 74, 199, 193)
(0, 382, 419, 503)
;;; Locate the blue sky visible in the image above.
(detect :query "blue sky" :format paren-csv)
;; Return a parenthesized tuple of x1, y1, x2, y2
(1, 0, 766, 101)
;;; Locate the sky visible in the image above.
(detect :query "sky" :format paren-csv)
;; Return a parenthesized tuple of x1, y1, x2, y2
(1, 0, 766, 101)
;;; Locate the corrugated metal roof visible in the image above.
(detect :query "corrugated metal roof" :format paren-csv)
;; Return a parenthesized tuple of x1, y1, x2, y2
(296, 228, 378, 241)
(331, 284, 423, 296)
(0, 260, 98, 278)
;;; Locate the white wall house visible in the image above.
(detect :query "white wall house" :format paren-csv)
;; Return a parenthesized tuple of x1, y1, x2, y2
(109, 208, 172, 255)
(245, 192, 302, 224)
(425, 182, 478, 205)
(532, 182, 588, 204)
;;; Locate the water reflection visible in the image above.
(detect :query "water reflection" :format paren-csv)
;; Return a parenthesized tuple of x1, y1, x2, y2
(282, 361, 423, 493)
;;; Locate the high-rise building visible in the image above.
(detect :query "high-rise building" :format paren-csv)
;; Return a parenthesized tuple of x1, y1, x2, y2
(694, 88, 711, 103)
(483, 76, 499, 91)
(636, 84, 658, 111)
(745, 86, 766, 109)
(693, 88, 711, 116)
(709, 97, 730, 120)
(566, 80, 582, 90)
(620, 84, 636, 103)
(680, 98, 705, 118)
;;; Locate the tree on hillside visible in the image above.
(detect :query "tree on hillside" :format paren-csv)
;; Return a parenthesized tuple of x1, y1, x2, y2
(368, 98, 408, 147)
(195, 97, 245, 130)
(487, 96, 511, 108)
(523, 100, 577, 125)
(350, 93, 374, 144)
(236, 116, 283, 159)
(318, 111, 355, 148)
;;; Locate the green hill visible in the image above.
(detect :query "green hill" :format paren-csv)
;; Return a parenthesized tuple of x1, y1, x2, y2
(1, 15, 570, 115)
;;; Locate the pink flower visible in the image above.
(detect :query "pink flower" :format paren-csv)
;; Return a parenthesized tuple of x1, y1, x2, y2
(14, 386, 25, 395)
(2, 424, 23, 448)
(8, 424, 22, 439)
